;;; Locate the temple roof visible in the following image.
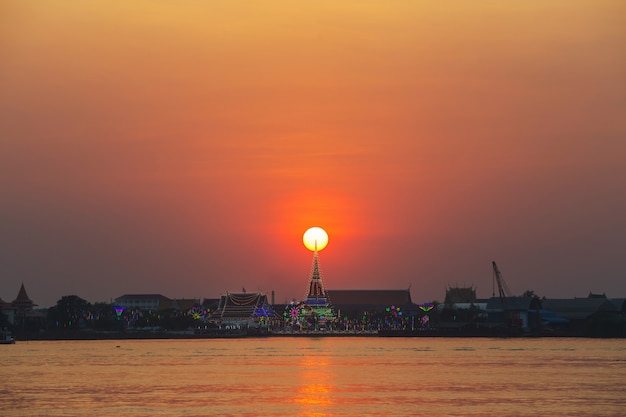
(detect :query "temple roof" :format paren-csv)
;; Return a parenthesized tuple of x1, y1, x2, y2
(542, 298, 619, 320)
(211, 292, 277, 320)
(160, 298, 201, 311)
(14, 283, 32, 303)
(12, 283, 37, 309)
(0, 297, 14, 309)
(327, 289, 413, 306)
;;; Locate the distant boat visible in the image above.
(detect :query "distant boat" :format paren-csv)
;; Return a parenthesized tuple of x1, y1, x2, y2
(1, 330, 15, 344)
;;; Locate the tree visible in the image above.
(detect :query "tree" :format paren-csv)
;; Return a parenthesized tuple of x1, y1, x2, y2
(523, 290, 543, 310)
(47, 295, 90, 330)
(523, 290, 545, 334)
(522, 290, 536, 298)
(0, 310, 10, 330)
(89, 302, 119, 330)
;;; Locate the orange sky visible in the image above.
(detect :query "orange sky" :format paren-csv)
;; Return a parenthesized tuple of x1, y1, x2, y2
(1, 1, 625, 307)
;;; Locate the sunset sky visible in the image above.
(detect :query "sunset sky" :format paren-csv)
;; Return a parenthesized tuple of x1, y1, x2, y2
(2, 1, 625, 308)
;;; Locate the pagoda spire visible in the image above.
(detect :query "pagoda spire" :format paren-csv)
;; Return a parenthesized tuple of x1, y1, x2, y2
(305, 250, 328, 305)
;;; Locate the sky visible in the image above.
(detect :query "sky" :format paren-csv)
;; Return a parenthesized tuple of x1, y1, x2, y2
(1, 1, 625, 308)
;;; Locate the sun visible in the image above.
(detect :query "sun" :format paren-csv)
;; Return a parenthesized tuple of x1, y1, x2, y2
(303, 227, 329, 252)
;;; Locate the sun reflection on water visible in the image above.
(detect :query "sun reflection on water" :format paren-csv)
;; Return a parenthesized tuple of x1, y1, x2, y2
(293, 355, 336, 416)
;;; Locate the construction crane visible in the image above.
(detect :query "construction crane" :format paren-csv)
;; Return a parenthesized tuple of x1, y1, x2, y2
(492, 261, 511, 301)
(492, 261, 513, 326)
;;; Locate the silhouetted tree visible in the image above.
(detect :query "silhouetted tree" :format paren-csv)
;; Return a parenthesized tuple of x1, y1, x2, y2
(523, 290, 545, 334)
(523, 290, 544, 310)
(0, 310, 10, 330)
(89, 302, 118, 330)
(47, 295, 90, 330)
(159, 309, 193, 331)
(522, 289, 536, 298)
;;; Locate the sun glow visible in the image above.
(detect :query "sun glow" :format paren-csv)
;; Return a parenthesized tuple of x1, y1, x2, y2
(303, 227, 328, 252)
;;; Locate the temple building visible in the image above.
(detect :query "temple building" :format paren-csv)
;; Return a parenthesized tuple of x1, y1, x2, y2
(113, 294, 202, 313)
(113, 294, 171, 311)
(1, 283, 44, 331)
(12, 283, 36, 312)
(209, 292, 277, 329)
(444, 285, 477, 305)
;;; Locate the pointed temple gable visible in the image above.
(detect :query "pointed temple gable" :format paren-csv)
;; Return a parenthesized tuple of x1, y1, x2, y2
(12, 283, 36, 311)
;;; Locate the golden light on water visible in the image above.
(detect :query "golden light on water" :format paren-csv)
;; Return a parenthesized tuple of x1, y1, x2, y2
(294, 356, 335, 416)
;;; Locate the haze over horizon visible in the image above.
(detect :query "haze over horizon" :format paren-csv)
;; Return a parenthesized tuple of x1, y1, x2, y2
(2, 1, 625, 308)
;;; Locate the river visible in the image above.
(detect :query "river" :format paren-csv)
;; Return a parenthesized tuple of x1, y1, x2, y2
(2, 337, 624, 416)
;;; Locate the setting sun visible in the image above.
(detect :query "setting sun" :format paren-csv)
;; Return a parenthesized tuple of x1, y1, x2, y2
(303, 227, 329, 252)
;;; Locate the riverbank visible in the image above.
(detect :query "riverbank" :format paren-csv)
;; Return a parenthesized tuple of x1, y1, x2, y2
(10, 326, 622, 341)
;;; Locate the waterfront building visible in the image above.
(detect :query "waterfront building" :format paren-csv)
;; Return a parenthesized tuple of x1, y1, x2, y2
(542, 296, 621, 324)
(160, 298, 201, 312)
(114, 294, 171, 311)
(113, 294, 204, 313)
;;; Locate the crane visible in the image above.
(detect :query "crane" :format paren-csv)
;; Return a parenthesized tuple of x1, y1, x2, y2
(492, 261, 511, 301)
(492, 261, 514, 326)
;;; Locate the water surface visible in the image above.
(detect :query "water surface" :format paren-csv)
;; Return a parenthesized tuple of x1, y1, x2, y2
(2, 337, 625, 416)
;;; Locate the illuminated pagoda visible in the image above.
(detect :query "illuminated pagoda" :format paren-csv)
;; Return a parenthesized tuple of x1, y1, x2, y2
(305, 249, 330, 307)
(283, 227, 336, 330)
(294, 248, 336, 329)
